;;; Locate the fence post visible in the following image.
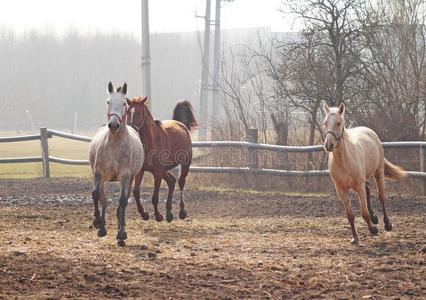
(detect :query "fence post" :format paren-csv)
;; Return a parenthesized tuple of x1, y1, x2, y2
(421, 145, 426, 196)
(40, 127, 50, 178)
(246, 128, 258, 169)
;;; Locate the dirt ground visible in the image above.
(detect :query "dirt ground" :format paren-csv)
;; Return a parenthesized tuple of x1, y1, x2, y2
(0, 178, 425, 299)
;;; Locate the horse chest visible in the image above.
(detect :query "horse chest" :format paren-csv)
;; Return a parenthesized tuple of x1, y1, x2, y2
(97, 146, 130, 176)
(329, 158, 363, 187)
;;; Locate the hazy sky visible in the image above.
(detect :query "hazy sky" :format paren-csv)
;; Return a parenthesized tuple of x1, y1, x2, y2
(0, 0, 297, 36)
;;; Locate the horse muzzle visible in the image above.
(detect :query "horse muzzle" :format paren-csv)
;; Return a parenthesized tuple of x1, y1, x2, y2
(324, 140, 336, 152)
(108, 119, 120, 134)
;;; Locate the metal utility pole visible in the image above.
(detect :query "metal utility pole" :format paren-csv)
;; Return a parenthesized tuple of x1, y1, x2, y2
(198, 0, 211, 140)
(141, 0, 152, 108)
(211, 0, 221, 134)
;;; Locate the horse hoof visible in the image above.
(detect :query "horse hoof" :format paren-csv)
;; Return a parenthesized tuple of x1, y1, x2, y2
(98, 227, 107, 237)
(116, 232, 127, 241)
(179, 210, 187, 220)
(370, 213, 379, 225)
(141, 211, 149, 221)
(385, 223, 393, 231)
(369, 226, 379, 235)
(166, 211, 174, 223)
(155, 213, 163, 222)
(93, 218, 101, 229)
(117, 240, 126, 247)
(351, 238, 359, 245)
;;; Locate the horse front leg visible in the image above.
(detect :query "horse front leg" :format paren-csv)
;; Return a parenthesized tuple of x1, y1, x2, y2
(133, 170, 149, 220)
(335, 184, 359, 244)
(92, 172, 102, 229)
(116, 173, 131, 246)
(97, 183, 108, 237)
(152, 173, 164, 222)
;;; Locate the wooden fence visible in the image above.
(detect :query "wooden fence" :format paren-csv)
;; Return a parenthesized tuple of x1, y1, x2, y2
(1, 127, 426, 192)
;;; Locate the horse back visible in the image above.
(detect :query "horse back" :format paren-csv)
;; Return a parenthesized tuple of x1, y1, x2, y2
(346, 126, 384, 177)
(349, 127, 382, 154)
(156, 120, 192, 168)
(163, 120, 192, 146)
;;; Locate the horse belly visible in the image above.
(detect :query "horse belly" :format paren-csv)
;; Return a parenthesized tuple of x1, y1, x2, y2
(361, 144, 381, 178)
(99, 160, 123, 182)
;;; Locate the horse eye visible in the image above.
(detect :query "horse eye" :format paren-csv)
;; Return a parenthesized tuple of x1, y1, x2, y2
(337, 122, 341, 126)
(107, 100, 109, 104)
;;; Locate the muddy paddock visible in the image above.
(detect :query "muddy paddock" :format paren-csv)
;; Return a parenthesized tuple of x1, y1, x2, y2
(0, 178, 425, 299)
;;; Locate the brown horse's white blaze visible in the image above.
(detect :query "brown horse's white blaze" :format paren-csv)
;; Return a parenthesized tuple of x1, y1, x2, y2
(89, 82, 144, 246)
(322, 101, 406, 244)
(126, 97, 197, 223)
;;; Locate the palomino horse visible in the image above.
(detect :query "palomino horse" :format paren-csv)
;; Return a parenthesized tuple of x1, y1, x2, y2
(89, 82, 144, 246)
(322, 101, 406, 244)
(126, 97, 197, 223)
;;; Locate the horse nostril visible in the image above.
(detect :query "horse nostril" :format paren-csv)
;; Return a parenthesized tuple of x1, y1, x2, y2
(108, 122, 119, 131)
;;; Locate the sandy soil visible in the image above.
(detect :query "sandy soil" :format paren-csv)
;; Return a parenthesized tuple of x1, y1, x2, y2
(0, 178, 425, 299)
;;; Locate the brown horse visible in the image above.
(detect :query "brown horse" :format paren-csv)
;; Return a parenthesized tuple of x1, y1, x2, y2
(321, 101, 406, 244)
(126, 97, 197, 222)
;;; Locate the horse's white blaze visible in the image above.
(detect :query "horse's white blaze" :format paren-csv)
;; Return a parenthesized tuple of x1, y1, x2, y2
(107, 91, 127, 126)
(129, 107, 135, 124)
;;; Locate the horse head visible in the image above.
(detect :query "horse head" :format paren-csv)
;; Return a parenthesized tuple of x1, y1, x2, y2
(126, 96, 149, 132)
(321, 100, 346, 152)
(106, 82, 128, 134)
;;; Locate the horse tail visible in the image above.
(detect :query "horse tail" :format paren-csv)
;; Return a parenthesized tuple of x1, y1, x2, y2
(384, 158, 407, 180)
(172, 100, 198, 131)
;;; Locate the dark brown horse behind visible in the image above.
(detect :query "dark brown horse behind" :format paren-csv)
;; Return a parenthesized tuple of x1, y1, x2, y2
(126, 97, 197, 222)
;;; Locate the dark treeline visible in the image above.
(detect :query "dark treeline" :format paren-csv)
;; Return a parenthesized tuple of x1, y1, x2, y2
(0, 30, 202, 130)
(0, 28, 264, 132)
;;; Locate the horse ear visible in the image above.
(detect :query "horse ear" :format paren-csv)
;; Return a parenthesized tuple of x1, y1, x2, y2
(321, 100, 330, 114)
(141, 96, 148, 104)
(122, 83, 127, 95)
(108, 82, 113, 94)
(338, 103, 345, 115)
(126, 98, 131, 106)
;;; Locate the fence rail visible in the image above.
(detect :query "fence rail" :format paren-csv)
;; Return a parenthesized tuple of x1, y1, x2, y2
(1, 127, 426, 185)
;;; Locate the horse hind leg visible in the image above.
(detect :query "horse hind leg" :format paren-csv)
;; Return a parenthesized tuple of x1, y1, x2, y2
(152, 173, 164, 222)
(374, 172, 393, 231)
(178, 164, 189, 220)
(163, 171, 176, 223)
(366, 181, 379, 225)
(133, 170, 149, 220)
(355, 183, 379, 236)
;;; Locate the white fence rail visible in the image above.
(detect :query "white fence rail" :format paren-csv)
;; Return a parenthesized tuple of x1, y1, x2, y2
(1, 127, 426, 187)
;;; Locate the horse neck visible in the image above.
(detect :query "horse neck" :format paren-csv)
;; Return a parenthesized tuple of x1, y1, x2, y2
(139, 109, 160, 149)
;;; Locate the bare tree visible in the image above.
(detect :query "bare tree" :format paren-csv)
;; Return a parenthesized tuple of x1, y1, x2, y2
(351, 0, 426, 140)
